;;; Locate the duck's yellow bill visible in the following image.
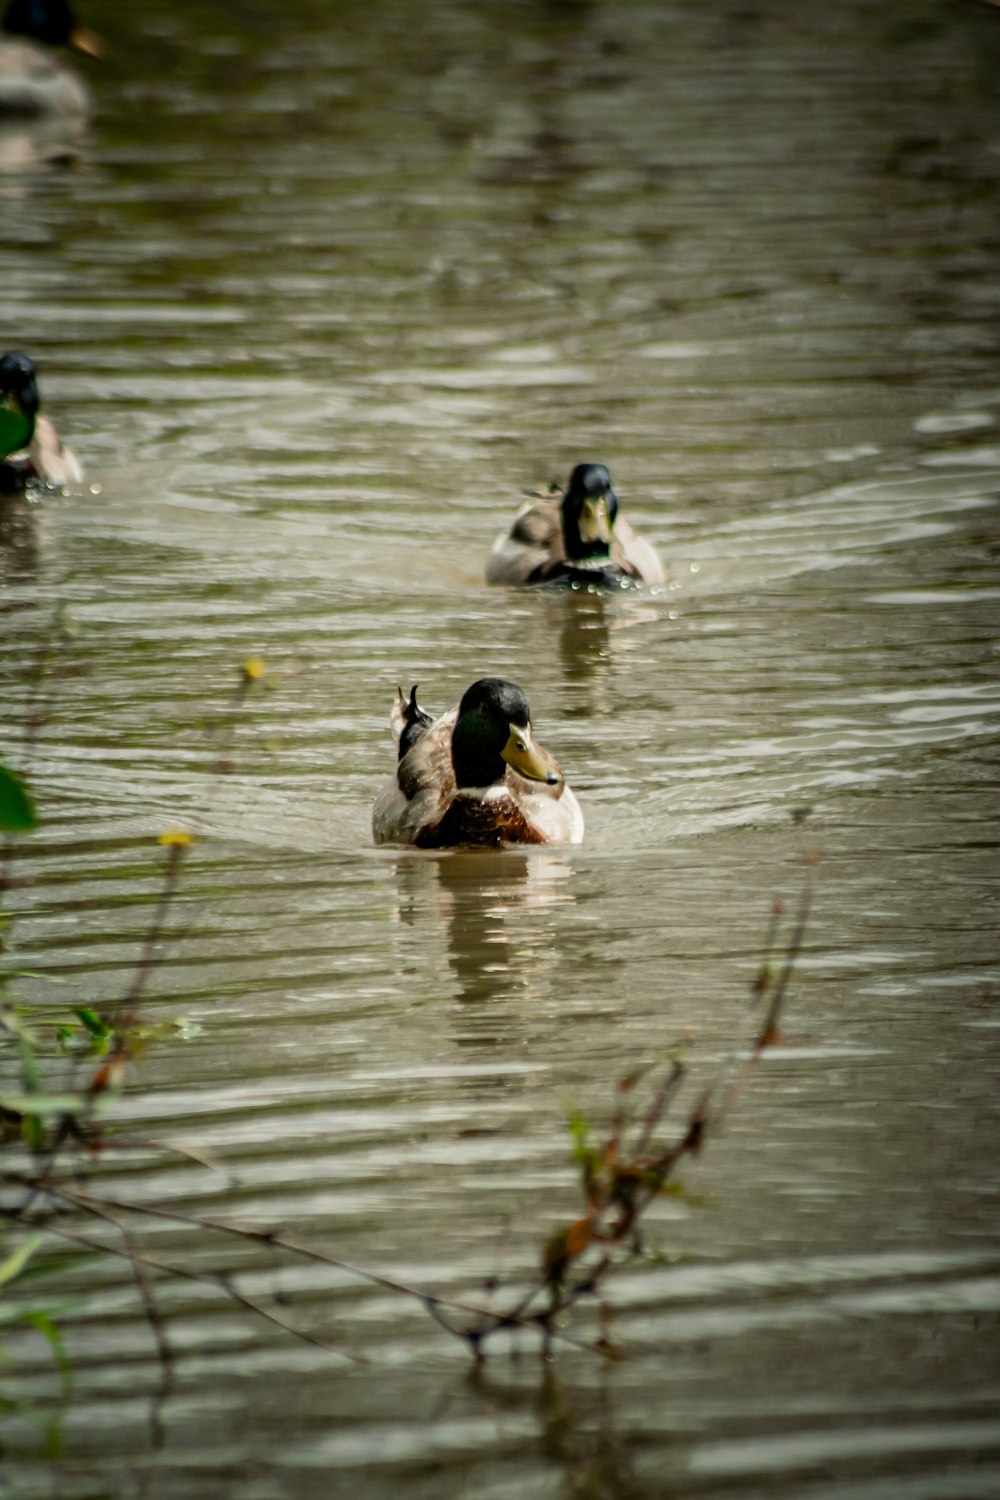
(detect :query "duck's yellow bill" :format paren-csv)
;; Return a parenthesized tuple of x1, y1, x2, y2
(578, 496, 613, 546)
(502, 724, 560, 785)
(70, 26, 104, 58)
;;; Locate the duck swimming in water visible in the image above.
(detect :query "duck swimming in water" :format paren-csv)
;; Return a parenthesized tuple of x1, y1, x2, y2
(485, 462, 665, 591)
(372, 677, 584, 847)
(0, 0, 98, 119)
(0, 350, 83, 489)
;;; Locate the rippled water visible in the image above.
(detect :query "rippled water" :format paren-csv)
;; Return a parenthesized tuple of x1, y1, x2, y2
(2, 0, 1000, 1495)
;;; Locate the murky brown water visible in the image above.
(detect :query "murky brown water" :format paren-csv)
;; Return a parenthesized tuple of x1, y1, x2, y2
(3, 0, 1000, 1495)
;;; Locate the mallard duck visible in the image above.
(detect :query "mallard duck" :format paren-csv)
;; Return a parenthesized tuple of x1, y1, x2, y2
(372, 678, 584, 848)
(0, 350, 83, 489)
(485, 462, 665, 591)
(0, 0, 98, 118)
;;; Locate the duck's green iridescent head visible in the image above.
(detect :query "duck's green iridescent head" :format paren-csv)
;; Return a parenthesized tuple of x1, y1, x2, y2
(2, 0, 99, 51)
(0, 351, 40, 460)
(451, 677, 560, 789)
(561, 463, 619, 561)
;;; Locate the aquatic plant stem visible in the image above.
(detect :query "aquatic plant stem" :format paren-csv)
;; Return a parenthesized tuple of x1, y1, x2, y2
(114, 839, 188, 1017)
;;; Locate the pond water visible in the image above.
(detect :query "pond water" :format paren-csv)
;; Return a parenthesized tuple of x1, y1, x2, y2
(2, 0, 1000, 1495)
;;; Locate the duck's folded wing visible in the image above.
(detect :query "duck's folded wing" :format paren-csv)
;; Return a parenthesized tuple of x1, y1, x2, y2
(28, 416, 84, 486)
(509, 494, 561, 548)
(612, 516, 665, 586)
(396, 710, 456, 800)
(485, 495, 562, 585)
(372, 710, 457, 845)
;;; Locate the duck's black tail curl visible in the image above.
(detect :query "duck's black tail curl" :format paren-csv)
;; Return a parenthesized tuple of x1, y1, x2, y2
(397, 684, 434, 760)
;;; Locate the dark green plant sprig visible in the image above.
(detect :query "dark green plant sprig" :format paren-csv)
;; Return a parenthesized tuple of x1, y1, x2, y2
(0, 763, 37, 838)
(0, 1229, 73, 1395)
(0, 605, 74, 898)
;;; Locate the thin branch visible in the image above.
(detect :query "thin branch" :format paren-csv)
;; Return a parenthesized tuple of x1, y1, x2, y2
(761, 854, 816, 1044)
(4, 1179, 608, 1359)
(632, 1056, 686, 1158)
(121, 1218, 174, 1448)
(15, 1213, 367, 1368)
(114, 842, 188, 1014)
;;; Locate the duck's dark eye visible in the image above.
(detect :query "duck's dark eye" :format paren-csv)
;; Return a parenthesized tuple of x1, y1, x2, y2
(516, 738, 527, 752)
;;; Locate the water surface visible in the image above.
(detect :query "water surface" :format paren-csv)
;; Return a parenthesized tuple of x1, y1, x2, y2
(2, 1, 1000, 1496)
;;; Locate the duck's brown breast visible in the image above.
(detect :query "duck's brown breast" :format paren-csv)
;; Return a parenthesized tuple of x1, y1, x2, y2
(415, 793, 547, 849)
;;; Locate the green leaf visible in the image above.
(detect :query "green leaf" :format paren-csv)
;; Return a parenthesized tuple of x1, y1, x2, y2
(18, 1030, 40, 1093)
(71, 1007, 111, 1039)
(24, 1309, 73, 1386)
(0, 1251, 94, 1295)
(643, 1246, 693, 1268)
(562, 1099, 590, 1158)
(0, 1006, 35, 1044)
(4, 971, 68, 984)
(0, 1091, 96, 1117)
(15, 1251, 98, 1288)
(0, 1233, 44, 1289)
(0, 765, 37, 834)
(659, 1179, 715, 1211)
(131, 1016, 203, 1042)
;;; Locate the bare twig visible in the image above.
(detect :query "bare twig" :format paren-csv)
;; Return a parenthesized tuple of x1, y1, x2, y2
(11, 1209, 367, 1368)
(3, 1178, 607, 1360)
(121, 1217, 175, 1446)
(114, 839, 190, 1016)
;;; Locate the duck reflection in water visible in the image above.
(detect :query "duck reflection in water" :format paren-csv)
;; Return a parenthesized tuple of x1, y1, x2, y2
(389, 847, 576, 1013)
(557, 589, 614, 700)
(552, 588, 665, 721)
(0, 486, 39, 580)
